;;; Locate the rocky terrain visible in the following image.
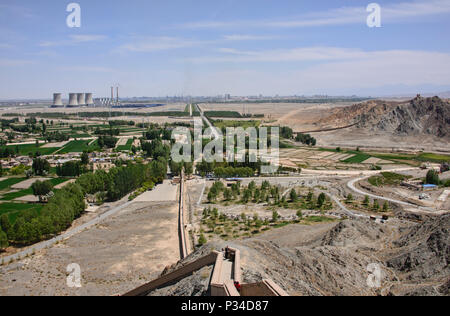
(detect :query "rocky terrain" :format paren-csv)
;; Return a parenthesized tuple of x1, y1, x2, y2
(150, 215, 449, 296)
(320, 96, 450, 139)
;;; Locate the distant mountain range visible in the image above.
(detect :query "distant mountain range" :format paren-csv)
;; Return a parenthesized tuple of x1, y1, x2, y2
(321, 95, 450, 138)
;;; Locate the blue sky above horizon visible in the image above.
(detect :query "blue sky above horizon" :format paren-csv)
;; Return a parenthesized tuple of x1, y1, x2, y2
(1, 0, 450, 99)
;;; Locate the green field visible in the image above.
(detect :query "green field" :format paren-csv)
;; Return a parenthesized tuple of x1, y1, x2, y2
(0, 177, 27, 191)
(4, 143, 60, 156)
(343, 153, 372, 163)
(0, 178, 69, 201)
(213, 120, 261, 129)
(58, 139, 99, 153)
(116, 139, 133, 151)
(417, 153, 450, 163)
(69, 133, 92, 138)
(0, 202, 44, 224)
(368, 172, 412, 187)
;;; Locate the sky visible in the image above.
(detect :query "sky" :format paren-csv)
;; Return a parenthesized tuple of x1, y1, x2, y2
(0, 0, 450, 99)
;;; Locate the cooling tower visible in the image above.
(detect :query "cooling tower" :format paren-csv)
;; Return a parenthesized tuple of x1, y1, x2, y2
(85, 93, 94, 105)
(77, 93, 86, 106)
(53, 93, 63, 106)
(68, 93, 78, 106)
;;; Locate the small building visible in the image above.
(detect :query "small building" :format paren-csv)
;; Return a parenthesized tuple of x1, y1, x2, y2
(422, 184, 438, 191)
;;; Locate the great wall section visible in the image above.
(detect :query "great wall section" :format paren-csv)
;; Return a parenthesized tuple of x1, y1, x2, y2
(123, 175, 288, 297)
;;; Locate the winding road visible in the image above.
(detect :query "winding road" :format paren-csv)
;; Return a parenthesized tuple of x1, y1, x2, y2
(347, 176, 435, 212)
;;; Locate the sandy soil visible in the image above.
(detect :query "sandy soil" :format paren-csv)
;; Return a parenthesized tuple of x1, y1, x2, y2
(133, 180, 178, 202)
(54, 179, 76, 189)
(13, 195, 39, 202)
(11, 178, 51, 190)
(41, 141, 70, 148)
(0, 200, 180, 296)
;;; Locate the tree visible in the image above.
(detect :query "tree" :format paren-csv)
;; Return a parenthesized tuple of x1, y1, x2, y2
(383, 201, 389, 212)
(242, 189, 252, 203)
(272, 211, 280, 222)
(363, 195, 370, 206)
(253, 189, 261, 202)
(224, 189, 232, 201)
(207, 191, 216, 203)
(317, 193, 326, 208)
(290, 189, 298, 202)
(346, 194, 354, 203)
(0, 229, 8, 251)
(198, 234, 207, 246)
(31, 180, 54, 202)
(57, 161, 82, 177)
(184, 162, 193, 176)
(426, 170, 440, 185)
(81, 151, 89, 165)
(373, 200, 380, 211)
(32, 158, 50, 176)
(296, 210, 303, 219)
(0, 214, 11, 238)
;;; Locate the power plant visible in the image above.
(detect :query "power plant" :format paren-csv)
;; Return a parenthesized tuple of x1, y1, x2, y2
(51, 92, 95, 108)
(50, 89, 164, 109)
(53, 93, 63, 107)
(68, 93, 78, 107)
(77, 93, 86, 106)
(86, 93, 94, 106)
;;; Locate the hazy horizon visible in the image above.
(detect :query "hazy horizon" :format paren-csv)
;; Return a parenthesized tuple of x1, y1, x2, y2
(1, 0, 450, 99)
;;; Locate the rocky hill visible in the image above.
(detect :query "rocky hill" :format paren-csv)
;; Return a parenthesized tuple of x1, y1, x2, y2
(149, 215, 449, 296)
(321, 96, 450, 138)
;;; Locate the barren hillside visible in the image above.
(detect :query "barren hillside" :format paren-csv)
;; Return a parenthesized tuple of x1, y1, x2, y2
(149, 215, 449, 296)
(320, 96, 450, 139)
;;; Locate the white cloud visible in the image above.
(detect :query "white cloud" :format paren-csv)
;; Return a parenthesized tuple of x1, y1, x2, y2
(116, 34, 277, 54)
(222, 34, 279, 41)
(39, 35, 107, 47)
(58, 66, 115, 73)
(116, 37, 201, 53)
(186, 47, 369, 63)
(180, 48, 450, 95)
(180, 0, 450, 29)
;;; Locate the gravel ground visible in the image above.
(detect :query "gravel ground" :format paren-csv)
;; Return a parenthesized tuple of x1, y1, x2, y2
(0, 200, 180, 296)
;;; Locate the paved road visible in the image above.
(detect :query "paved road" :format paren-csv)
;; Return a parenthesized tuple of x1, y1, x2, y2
(347, 176, 434, 212)
(197, 104, 221, 139)
(1, 200, 134, 265)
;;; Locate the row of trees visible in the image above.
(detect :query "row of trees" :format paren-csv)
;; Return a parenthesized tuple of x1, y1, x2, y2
(213, 167, 255, 178)
(0, 160, 168, 246)
(0, 182, 85, 245)
(295, 133, 317, 146)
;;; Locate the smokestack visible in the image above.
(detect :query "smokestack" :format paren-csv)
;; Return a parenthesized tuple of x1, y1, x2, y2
(111, 87, 114, 103)
(53, 93, 63, 106)
(68, 93, 78, 107)
(85, 93, 94, 106)
(116, 86, 119, 104)
(77, 93, 86, 106)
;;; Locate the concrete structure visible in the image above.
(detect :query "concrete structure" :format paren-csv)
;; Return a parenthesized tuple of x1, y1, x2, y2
(123, 247, 288, 297)
(53, 93, 63, 106)
(77, 93, 86, 106)
(68, 93, 78, 107)
(85, 93, 94, 105)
